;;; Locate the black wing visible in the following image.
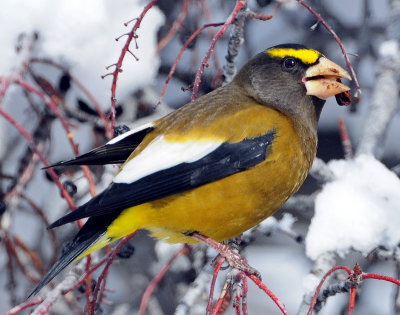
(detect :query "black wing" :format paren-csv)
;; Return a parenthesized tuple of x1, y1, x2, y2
(48, 130, 275, 229)
(44, 125, 153, 168)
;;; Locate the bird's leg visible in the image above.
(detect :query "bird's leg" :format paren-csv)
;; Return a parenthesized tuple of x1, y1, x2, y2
(190, 232, 261, 279)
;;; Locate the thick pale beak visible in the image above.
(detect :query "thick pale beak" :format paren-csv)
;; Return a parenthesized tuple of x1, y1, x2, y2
(303, 57, 351, 100)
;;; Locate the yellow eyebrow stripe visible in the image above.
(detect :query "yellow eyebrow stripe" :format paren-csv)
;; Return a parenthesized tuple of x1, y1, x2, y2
(266, 48, 323, 64)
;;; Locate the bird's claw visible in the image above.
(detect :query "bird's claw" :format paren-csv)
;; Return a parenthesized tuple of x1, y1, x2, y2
(211, 252, 262, 280)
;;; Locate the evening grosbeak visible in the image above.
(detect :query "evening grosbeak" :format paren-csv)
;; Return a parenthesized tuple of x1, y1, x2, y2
(30, 43, 351, 296)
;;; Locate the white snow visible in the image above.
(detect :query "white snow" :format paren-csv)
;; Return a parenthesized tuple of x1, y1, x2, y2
(0, 0, 165, 108)
(306, 154, 400, 260)
(379, 40, 400, 59)
(244, 213, 297, 239)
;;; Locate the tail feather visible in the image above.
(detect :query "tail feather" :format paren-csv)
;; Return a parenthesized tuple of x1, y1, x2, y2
(47, 193, 106, 230)
(28, 221, 108, 298)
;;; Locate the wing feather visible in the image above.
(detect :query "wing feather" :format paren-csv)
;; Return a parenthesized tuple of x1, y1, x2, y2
(48, 130, 275, 229)
(44, 124, 153, 168)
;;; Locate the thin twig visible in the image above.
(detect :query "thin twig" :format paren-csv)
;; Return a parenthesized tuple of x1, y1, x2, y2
(156, 0, 191, 54)
(89, 232, 137, 314)
(241, 273, 248, 315)
(312, 280, 352, 313)
(139, 246, 189, 315)
(4, 297, 44, 315)
(348, 286, 356, 315)
(1, 227, 40, 283)
(13, 235, 44, 278)
(296, 0, 361, 101)
(108, 0, 158, 134)
(222, 4, 248, 85)
(362, 272, 400, 286)
(157, 23, 224, 108)
(15, 77, 97, 197)
(174, 248, 212, 315)
(30, 58, 113, 140)
(191, 0, 246, 100)
(338, 116, 353, 159)
(211, 280, 231, 315)
(5, 150, 41, 201)
(31, 258, 89, 315)
(307, 266, 352, 315)
(247, 274, 289, 315)
(201, 0, 224, 81)
(394, 260, 400, 313)
(20, 194, 58, 267)
(0, 107, 76, 210)
(206, 258, 226, 315)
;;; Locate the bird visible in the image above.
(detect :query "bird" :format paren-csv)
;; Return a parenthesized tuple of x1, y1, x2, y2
(30, 43, 351, 296)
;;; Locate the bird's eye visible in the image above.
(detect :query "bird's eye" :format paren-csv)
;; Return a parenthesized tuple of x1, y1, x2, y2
(283, 57, 297, 69)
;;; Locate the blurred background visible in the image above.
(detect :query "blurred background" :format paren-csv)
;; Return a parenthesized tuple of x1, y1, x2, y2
(0, 0, 399, 314)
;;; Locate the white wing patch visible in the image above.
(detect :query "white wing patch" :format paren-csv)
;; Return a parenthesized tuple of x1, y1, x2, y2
(106, 122, 154, 145)
(113, 136, 222, 184)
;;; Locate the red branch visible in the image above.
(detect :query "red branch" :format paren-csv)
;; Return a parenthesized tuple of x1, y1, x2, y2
(191, 0, 246, 100)
(16, 78, 77, 150)
(0, 76, 12, 103)
(68, 255, 110, 292)
(107, 0, 158, 134)
(30, 58, 113, 140)
(20, 194, 58, 267)
(5, 150, 40, 201)
(338, 116, 353, 159)
(232, 272, 249, 315)
(241, 274, 248, 315)
(307, 263, 400, 314)
(0, 107, 76, 210)
(2, 228, 40, 284)
(200, 0, 224, 80)
(247, 10, 273, 21)
(156, 0, 191, 54)
(296, 0, 361, 101)
(307, 265, 352, 315)
(3, 226, 16, 300)
(362, 272, 400, 286)
(211, 281, 231, 315)
(15, 77, 96, 197)
(206, 258, 226, 315)
(89, 232, 138, 314)
(234, 282, 243, 315)
(14, 75, 96, 301)
(85, 255, 93, 315)
(248, 274, 289, 315)
(13, 235, 44, 277)
(348, 286, 356, 315)
(4, 297, 44, 315)
(139, 245, 189, 315)
(157, 22, 224, 108)
(234, 300, 241, 315)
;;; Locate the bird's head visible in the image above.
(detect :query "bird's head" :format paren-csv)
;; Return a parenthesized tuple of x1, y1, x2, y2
(234, 43, 351, 125)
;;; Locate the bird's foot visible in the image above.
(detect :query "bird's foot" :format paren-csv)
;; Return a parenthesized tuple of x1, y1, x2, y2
(212, 252, 261, 279)
(190, 232, 261, 280)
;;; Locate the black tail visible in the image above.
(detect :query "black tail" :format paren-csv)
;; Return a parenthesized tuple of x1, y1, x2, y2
(28, 221, 107, 298)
